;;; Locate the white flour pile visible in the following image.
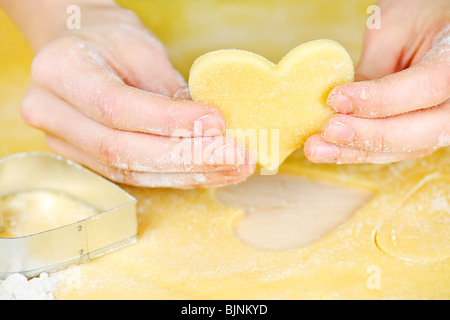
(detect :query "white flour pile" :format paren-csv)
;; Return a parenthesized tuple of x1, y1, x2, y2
(0, 273, 58, 300)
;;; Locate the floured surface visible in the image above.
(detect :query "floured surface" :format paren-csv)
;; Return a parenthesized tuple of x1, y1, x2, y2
(375, 177, 450, 264)
(51, 149, 450, 299)
(216, 174, 372, 250)
(0, 0, 449, 299)
(0, 191, 97, 300)
(0, 273, 58, 300)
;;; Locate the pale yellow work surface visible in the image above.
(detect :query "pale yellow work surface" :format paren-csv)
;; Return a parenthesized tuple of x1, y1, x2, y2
(0, 0, 449, 299)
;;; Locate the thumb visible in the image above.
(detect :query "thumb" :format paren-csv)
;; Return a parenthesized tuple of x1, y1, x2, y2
(101, 25, 190, 99)
(354, 28, 403, 81)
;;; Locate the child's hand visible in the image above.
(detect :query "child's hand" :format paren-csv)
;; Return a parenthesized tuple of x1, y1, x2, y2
(305, 0, 449, 164)
(19, 4, 254, 188)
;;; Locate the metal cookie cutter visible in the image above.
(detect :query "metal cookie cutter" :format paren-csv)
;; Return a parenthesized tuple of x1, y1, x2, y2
(0, 152, 137, 279)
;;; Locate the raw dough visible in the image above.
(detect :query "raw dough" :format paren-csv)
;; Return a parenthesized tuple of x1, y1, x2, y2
(189, 40, 354, 171)
(375, 176, 450, 264)
(52, 149, 450, 299)
(216, 173, 373, 250)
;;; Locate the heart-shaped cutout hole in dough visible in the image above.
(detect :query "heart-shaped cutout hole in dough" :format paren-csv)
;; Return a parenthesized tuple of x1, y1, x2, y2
(189, 40, 354, 171)
(375, 177, 450, 264)
(216, 174, 373, 250)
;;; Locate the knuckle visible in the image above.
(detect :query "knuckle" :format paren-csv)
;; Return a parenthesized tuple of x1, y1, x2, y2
(360, 150, 370, 163)
(369, 80, 390, 116)
(108, 168, 138, 186)
(31, 37, 91, 85)
(445, 104, 450, 131)
(30, 50, 53, 84)
(93, 91, 122, 126)
(370, 132, 387, 151)
(354, 149, 370, 163)
(120, 170, 139, 186)
(438, 105, 450, 146)
(30, 40, 67, 84)
(352, 81, 385, 117)
(429, 69, 450, 102)
(20, 92, 41, 127)
(97, 135, 127, 168)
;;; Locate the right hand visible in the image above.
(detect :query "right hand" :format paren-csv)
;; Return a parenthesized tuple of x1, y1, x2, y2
(21, 8, 254, 188)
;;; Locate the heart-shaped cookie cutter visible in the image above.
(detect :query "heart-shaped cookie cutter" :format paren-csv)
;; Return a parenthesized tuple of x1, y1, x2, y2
(0, 152, 137, 279)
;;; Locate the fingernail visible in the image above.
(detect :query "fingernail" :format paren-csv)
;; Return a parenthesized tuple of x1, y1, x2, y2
(211, 143, 244, 166)
(195, 113, 226, 136)
(329, 94, 353, 114)
(310, 142, 339, 162)
(323, 121, 355, 144)
(172, 86, 191, 99)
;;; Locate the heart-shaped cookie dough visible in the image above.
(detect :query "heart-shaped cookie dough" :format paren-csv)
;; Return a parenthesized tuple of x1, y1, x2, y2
(189, 40, 354, 171)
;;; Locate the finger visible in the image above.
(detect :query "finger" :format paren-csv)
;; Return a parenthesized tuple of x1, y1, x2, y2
(352, 0, 423, 82)
(31, 37, 224, 137)
(304, 134, 434, 164)
(320, 102, 450, 152)
(45, 134, 254, 188)
(354, 27, 404, 82)
(21, 86, 248, 172)
(98, 25, 192, 99)
(328, 40, 450, 118)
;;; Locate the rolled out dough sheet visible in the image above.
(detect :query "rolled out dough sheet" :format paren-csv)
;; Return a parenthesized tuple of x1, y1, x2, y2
(48, 147, 449, 299)
(0, 0, 449, 299)
(2, 149, 449, 299)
